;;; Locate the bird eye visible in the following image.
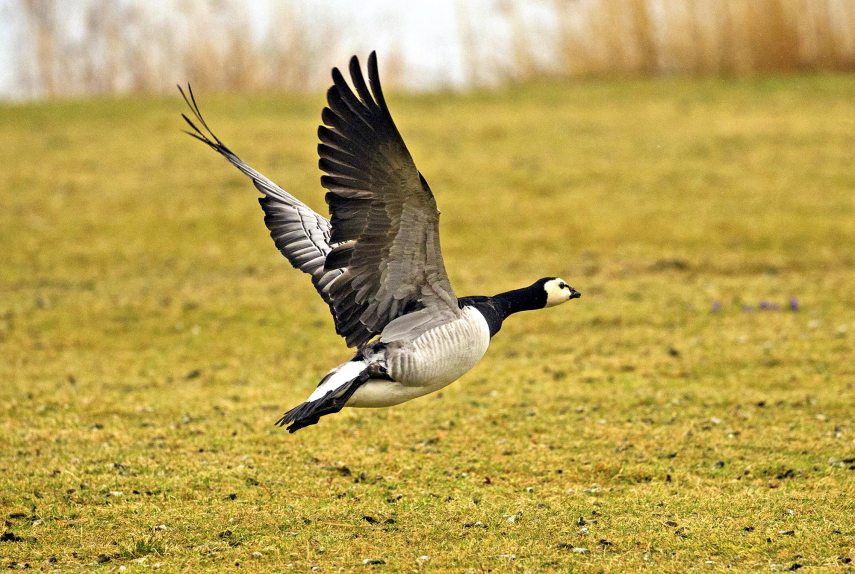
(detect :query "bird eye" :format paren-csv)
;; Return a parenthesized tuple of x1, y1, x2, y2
(559, 282, 568, 289)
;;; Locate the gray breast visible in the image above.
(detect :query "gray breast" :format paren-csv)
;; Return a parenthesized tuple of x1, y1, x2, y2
(385, 307, 491, 390)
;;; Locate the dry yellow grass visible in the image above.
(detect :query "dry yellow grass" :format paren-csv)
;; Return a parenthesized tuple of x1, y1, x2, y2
(0, 75, 853, 571)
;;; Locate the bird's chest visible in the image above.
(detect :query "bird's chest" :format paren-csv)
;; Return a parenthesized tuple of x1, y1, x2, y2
(386, 308, 491, 389)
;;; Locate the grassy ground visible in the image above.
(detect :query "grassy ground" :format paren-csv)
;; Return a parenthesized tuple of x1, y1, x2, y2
(1, 75, 853, 572)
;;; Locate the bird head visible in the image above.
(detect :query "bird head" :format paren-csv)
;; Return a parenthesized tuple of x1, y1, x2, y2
(540, 277, 581, 307)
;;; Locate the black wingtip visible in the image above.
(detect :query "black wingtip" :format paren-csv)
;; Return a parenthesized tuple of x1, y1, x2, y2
(177, 82, 237, 156)
(347, 55, 360, 90)
(348, 55, 362, 81)
(348, 54, 377, 107)
(365, 51, 388, 112)
(367, 53, 378, 80)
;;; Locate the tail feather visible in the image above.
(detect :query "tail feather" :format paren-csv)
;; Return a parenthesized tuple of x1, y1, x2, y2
(275, 378, 365, 433)
(275, 360, 368, 433)
(276, 358, 392, 433)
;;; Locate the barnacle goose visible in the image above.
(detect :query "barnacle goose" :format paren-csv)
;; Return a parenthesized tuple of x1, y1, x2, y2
(180, 52, 581, 433)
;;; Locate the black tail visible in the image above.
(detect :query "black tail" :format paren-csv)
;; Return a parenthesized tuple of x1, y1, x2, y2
(275, 374, 366, 433)
(275, 362, 391, 433)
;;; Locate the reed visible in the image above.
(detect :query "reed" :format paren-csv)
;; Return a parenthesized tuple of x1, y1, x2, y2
(13, 0, 855, 98)
(550, 0, 855, 77)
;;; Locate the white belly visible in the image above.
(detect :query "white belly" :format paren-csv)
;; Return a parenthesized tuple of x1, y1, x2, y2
(348, 307, 491, 408)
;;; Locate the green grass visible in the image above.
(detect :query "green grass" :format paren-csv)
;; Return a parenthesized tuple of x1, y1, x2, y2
(1, 75, 853, 572)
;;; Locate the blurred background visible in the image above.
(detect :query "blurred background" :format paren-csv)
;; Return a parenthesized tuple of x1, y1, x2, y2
(3, 0, 855, 100)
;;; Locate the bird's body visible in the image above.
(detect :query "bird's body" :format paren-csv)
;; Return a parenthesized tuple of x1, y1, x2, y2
(314, 306, 491, 409)
(180, 52, 580, 433)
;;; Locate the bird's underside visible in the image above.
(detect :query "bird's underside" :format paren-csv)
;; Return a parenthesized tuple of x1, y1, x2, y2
(274, 305, 492, 432)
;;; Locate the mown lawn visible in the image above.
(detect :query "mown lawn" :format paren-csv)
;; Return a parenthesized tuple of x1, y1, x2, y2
(1, 75, 853, 572)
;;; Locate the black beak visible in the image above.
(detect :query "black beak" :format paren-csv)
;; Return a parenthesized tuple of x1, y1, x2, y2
(569, 288, 581, 300)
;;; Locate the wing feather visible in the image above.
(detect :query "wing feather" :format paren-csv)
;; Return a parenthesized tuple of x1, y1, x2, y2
(180, 51, 459, 350)
(318, 53, 459, 348)
(178, 85, 343, 307)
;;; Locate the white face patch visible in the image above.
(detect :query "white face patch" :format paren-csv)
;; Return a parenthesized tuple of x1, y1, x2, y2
(544, 277, 577, 307)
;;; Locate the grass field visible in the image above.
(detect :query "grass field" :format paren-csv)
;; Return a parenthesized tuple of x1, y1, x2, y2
(1, 75, 853, 572)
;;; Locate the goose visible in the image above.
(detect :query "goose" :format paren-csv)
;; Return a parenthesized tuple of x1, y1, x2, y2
(179, 52, 581, 433)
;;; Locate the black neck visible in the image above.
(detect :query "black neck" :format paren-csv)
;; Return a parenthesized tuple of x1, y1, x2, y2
(459, 282, 546, 337)
(492, 284, 547, 317)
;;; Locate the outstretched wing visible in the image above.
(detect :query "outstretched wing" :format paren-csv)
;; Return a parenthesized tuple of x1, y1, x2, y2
(179, 85, 343, 306)
(180, 52, 459, 349)
(319, 52, 459, 348)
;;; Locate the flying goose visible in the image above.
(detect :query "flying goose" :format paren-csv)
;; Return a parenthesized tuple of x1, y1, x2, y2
(180, 52, 581, 433)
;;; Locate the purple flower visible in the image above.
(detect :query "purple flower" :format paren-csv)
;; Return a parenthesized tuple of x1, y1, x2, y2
(789, 297, 799, 311)
(759, 300, 771, 310)
(711, 300, 721, 313)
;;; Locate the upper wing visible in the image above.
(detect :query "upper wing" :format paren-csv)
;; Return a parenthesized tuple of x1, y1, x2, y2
(179, 85, 343, 306)
(318, 52, 460, 348)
